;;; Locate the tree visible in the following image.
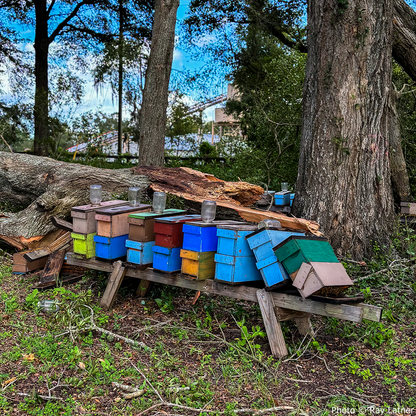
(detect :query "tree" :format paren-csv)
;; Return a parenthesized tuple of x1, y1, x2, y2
(2, 0, 120, 156)
(293, 0, 395, 259)
(139, 0, 180, 166)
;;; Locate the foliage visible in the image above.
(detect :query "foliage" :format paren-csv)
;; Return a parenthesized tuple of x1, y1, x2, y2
(393, 63, 416, 196)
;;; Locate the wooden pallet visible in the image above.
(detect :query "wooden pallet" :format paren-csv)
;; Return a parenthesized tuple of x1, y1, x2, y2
(67, 254, 382, 358)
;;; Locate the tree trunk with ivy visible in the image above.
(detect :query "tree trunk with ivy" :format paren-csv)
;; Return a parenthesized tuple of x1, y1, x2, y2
(293, 0, 395, 259)
(139, 0, 179, 166)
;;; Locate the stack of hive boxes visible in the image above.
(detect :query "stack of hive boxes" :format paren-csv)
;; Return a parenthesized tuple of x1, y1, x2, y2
(71, 200, 127, 259)
(152, 215, 201, 272)
(181, 221, 217, 280)
(125, 209, 186, 266)
(93, 204, 151, 260)
(246, 228, 304, 290)
(214, 224, 262, 284)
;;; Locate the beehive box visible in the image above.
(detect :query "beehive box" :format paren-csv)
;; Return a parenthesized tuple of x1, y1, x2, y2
(182, 221, 245, 253)
(95, 204, 151, 238)
(255, 255, 291, 289)
(152, 246, 182, 272)
(246, 228, 304, 262)
(274, 191, 291, 206)
(71, 200, 127, 234)
(128, 209, 186, 242)
(274, 236, 339, 276)
(180, 249, 215, 280)
(214, 253, 262, 284)
(154, 215, 201, 248)
(94, 234, 129, 260)
(293, 262, 354, 298)
(216, 225, 257, 257)
(12, 250, 48, 274)
(71, 232, 96, 259)
(126, 239, 155, 265)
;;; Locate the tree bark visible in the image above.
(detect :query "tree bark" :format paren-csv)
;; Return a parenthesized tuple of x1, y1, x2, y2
(139, 0, 179, 167)
(393, 0, 416, 83)
(0, 152, 149, 248)
(0, 152, 318, 249)
(34, 0, 50, 156)
(293, 0, 394, 259)
(388, 87, 411, 202)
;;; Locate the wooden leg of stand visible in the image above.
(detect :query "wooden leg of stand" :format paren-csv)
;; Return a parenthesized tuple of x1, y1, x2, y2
(136, 280, 151, 297)
(100, 261, 126, 311)
(295, 316, 314, 336)
(256, 289, 288, 359)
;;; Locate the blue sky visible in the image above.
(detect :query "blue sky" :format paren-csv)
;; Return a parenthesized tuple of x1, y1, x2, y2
(74, 0, 226, 121)
(0, 0, 226, 123)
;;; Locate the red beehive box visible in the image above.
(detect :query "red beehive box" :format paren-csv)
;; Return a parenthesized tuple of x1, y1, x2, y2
(154, 215, 201, 248)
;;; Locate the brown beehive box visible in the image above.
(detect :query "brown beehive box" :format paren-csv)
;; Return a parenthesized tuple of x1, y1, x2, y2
(292, 262, 353, 299)
(13, 250, 48, 273)
(71, 200, 128, 234)
(95, 204, 152, 237)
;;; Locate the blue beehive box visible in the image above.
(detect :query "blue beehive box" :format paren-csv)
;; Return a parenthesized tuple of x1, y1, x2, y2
(126, 239, 155, 265)
(182, 221, 244, 252)
(216, 225, 257, 256)
(274, 191, 291, 206)
(290, 193, 295, 207)
(246, 229, 304, 262)
(152, 246, 182, 272)
(214, 253, 262, 284)
(94, 234, 128, 260)
(182, 223, 217, 252)
(255, 255, 291, 289)
(246, 228, 304, 289)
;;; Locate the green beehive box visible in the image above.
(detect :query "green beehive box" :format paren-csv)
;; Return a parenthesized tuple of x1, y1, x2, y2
(274, 236, 338, 275)
(71, 232, 96, 259)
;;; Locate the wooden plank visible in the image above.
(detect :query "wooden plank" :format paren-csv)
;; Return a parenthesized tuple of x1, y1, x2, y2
(51, 216, 73, 232)
(40, 249, 66, 285)
(256, 289, 288, 358)
(100, 261, 126, 311)
(67, 254, 113, 272)
(136, 280, 151, 297)
(24, 232, 72, 262)
(65, 255, 372, 323)
(353, 303, 382, 322)
(272, 293, 364, 323)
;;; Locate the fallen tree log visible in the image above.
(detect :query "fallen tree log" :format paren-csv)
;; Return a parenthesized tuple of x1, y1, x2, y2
(0, 152, 319, 249)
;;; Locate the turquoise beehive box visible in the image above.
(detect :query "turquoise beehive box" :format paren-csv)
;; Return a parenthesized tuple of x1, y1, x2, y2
(126, 239, 155, 265)
(246, 228, 304, 289)
(214, 253, 262, 284)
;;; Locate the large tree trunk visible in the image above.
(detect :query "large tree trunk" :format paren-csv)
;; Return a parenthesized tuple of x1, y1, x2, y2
(139, 0, 179, 167)
(389, 87, 411, 202)
(34, 0, 50, 156)
(293, 0, 394, 259)
(0, 152, 318, 250)
(393, 0, 416, 83)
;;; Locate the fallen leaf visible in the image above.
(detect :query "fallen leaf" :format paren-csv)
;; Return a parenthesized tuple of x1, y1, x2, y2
(78, 362, 86, 370)
(1, 377, 16, 387)
(23, 354, 35, 361)
(114, 397, 121, 403)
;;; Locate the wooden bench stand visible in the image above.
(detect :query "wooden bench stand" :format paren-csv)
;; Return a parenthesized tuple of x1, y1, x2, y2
(67, 254, 382, 358)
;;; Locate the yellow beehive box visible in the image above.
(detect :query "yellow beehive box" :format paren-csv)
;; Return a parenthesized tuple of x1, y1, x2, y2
(180, 249, 215, 280)
(71, 232, 96, 259)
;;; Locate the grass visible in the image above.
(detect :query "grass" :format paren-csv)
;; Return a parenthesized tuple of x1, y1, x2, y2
(0, 231, 415, 415)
